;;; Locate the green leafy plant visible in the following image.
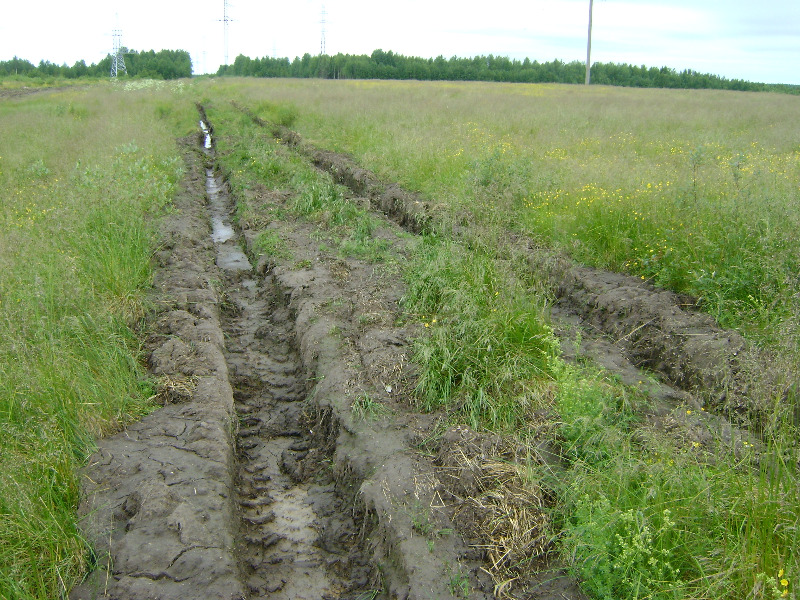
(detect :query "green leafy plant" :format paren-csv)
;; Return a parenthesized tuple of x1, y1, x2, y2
(447, 564, 470, 599)
(253, 229, 290, 258)
(570, 496, 683, 600)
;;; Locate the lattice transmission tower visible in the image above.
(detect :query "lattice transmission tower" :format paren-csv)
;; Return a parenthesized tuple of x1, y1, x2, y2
(111, 29, 126, 78)
(320, 5, 326, 55)
(222, 0, 232, 66)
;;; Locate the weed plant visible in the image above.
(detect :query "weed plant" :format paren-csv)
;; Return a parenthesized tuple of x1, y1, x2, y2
(351, 393, 390, 421)
(0, 82, 194, 598)
(554, 373, 799, 600)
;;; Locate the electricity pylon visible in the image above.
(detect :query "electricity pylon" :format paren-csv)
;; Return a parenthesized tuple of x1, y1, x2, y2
(111, 29, 126, 78)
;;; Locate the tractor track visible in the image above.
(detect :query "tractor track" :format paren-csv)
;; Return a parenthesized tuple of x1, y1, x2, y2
(71, 115, 510, 600)
(254, 111, 778, 454)
(71, 98, 779, 600)
(215, 199, 364, 598)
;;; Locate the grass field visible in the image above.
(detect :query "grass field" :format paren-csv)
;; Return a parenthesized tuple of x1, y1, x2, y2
(222, 79, 800, 342)
(1, 77, 798, 600)
(0, 81, 195, 598)
(208, 79, 800, 600)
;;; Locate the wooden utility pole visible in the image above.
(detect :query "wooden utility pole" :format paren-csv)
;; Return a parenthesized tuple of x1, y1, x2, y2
(585, 0, 594, 85)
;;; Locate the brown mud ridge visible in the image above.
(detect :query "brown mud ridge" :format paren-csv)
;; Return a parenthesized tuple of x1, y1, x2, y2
(71, 107, 775, 600)
(0, 85, 63, 99)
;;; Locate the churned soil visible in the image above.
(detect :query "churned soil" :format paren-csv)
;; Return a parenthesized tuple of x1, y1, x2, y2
(0, 86, 49, 99)
(71, 109, 761, 600)
(71, 134, 501, 600)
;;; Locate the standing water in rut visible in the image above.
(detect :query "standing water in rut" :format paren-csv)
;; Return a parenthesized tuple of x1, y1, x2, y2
(202, 122, 345, 598)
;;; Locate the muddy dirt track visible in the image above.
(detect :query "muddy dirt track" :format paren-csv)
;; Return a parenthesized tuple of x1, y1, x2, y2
(70, 111, 762, 600)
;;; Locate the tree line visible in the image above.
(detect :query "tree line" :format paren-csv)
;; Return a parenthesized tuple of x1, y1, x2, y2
(218, 49, 798, 94)
(3, 47, 796, 94)
(0, 49, 192, 80)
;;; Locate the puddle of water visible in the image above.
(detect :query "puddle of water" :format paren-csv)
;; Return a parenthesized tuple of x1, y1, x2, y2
(199, 120, 212, 150)
(205, 167, 252, 273)
(206, 170, 235, 242)
(211, 216, 235, 244)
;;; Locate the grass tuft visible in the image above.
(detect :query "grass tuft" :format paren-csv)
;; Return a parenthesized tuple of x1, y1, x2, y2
(403, 237, 560, 431)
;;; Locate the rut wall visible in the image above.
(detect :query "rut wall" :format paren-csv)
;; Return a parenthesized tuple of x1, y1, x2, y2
(70, 140, 246, 600)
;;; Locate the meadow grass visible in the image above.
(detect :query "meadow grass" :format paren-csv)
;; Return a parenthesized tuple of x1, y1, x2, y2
(206, 79, 800, 600)
(553, 373, 799, 600)
(0, 80, 195, 598)
(225, 78, 800, 343)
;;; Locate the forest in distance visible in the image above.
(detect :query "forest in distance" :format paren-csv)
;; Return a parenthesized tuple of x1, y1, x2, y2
(219, 49, 800, 93)
(2, 47, 799, 94)
(0, 49, 192, 81)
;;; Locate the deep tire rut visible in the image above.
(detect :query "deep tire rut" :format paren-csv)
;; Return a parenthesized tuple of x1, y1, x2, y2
(222, 271, 342, 598)
(204, 116, 365, 597)
(71, 116, 580, 600)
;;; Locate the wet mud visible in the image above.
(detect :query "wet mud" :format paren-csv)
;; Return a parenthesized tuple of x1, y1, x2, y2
(71, 125, 498, 598)
(71, 137, 245, 600)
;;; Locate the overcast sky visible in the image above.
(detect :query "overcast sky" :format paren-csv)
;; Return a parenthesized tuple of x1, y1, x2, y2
(2, 0, 798, 84)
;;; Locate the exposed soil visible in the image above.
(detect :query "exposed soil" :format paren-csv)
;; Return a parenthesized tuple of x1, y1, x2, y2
(71, 125, 502, 599)
(0, 85, 65, 99)
(70, 106, 770, 600)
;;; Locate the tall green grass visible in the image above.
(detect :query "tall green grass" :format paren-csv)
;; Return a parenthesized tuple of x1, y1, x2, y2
(0, 81, 195, 598)
(203, 80, 800, 600)
(402, 237, 560, 431)
(553, 374, 799, 600)
(222, 78, 800, 345)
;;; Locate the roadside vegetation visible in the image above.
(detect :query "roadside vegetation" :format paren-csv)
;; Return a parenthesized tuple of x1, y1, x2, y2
(0, 81, 195, 598)
(2, 77, 798, 600)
